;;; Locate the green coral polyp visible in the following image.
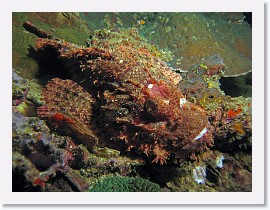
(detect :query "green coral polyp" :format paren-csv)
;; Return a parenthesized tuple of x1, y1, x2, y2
(88, 176, 161, 192)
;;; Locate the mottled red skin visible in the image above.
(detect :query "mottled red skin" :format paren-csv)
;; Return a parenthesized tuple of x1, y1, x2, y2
(50, 113, 75, 127)
(35, 30, 213, 164)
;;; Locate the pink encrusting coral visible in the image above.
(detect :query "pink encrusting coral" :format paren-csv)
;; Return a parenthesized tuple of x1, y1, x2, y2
(35, 27, 213, 164)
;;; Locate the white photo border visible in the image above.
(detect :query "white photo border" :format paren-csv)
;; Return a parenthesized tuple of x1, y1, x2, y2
(0, 0, 264, 205)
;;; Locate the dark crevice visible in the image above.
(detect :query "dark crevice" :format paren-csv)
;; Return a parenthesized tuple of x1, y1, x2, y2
(219, 72, 252, 97)
(27, 46, 68, 80)
(243, 12, 252, 27)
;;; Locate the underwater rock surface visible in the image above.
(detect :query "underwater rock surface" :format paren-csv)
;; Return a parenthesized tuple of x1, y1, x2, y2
(80, 12, 252, 77)
(12, 12, 252, 192)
